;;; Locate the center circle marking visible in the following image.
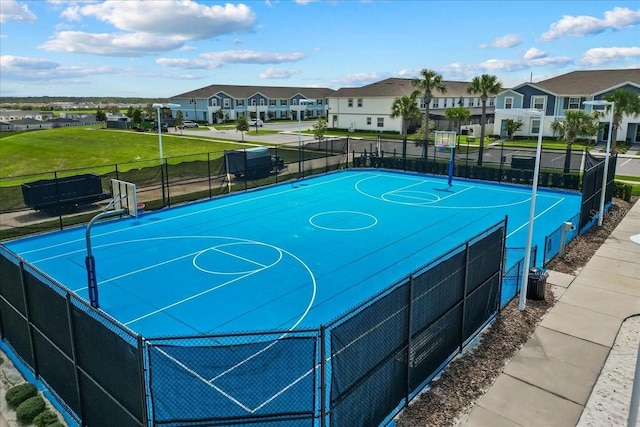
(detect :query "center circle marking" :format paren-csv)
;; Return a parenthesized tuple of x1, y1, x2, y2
(309, 210, 378, 231)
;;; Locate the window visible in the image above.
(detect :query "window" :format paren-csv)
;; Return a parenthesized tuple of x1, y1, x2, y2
(367, 117, 371, 125)
(292, 99, 298, 105)
(260, 99, 265, 106)
(348, 98, 353, 107)
(432, 98, 439, 108)
(223, 98, 230, 108)
(488, 98, 495, 106)
(531, 118, 541, 134)
(251, 99, 256, 106)
(568, 97, 580, 109)
(270, 99, 276, 106)
(377, 117, 384, 127)
(211, 99, 218, 106)
(532, 96, 545, 110)
(443, 99, 448, 108)
(357, 98, 363, 107)
(236, 99, 245, 107)
(280, 100, 288, 106)
(505, 97, 513, 109)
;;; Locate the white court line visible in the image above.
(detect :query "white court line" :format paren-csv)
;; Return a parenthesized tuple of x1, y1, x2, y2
(551, 155, 564, 162)
(124, 270, 259, 326)
(507, 197, 565, 238)
(19, 171, 373, 257)
(211, 246, 271, 269)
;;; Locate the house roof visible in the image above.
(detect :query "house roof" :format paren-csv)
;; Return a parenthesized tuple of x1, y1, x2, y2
(173, 84, 335, 100)
(529, 68, 640, 96)
(10, 118, 46, 124)
(333, 78, 489, 98)
(48, 117, 81, 123)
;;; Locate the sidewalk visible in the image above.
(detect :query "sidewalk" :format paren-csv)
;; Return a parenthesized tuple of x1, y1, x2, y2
(460, 199, 640, 426)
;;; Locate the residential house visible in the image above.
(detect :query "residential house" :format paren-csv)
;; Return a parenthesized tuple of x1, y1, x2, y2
(493, 69, 640, 143)
(9, 118, 53, 131)
(0, 110, 54, 122)
(170, 85, 335, 124)
(328, 78, 495, 134)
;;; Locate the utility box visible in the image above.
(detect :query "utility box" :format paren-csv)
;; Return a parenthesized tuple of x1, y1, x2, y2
(224, 146, 273, 179)
(511, 156, 535, 169)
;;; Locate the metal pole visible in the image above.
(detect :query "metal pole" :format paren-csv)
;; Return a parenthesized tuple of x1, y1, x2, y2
(598, 103, 614, 227)
(520, 114, 544, 311)
(156, 105, 163, 159)
(298, 103, 302, 179)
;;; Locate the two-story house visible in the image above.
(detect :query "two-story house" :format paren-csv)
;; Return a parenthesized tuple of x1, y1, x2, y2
(493, 69, 640, 143)
(327, 78, 494, 134)
(170, 85, 335, 124)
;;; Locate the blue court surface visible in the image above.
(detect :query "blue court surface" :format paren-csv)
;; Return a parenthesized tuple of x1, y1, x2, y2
(4, 170, 581, 338)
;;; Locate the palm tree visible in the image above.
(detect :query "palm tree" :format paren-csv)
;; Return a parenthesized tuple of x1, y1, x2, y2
(412, 69, 447, 153)
(604, 88, 640, 152)
(444, 107, 470, 148)
(553, 110, 595, 173)
(390, 94, 421, 160)
(467, 74, 502, 166)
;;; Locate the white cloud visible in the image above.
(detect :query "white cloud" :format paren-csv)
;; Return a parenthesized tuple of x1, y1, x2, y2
(582, 46, 640, 66)
(0, 54, 120, 82)
(480, 33, 522, 49)
(259, 67, 300, 79)
(541, 7, 640, 41)
(40, 31, 186, 56)
(157, 50, 306, 70)
(41, 1, 257, 57)
(331, 72, 389, 87)
(65, 1, 255, 39)
(479, 55, 573, 72)
(524, 48, 546, 60)
(0, 0, 37, 23)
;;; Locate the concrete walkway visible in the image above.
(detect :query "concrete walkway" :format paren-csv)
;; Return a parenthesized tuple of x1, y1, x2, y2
(460, 199, 640, 427)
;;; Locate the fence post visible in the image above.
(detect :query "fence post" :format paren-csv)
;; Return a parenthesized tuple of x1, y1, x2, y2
(19, 261, 38, 376)
(137, 335, 149, 426)
(65, 294, 84, 424)
(405, 275, 413, 405)
(53, 171, 64, 230)
(319, 326, 327, 427)
(207, 152, 212, 199)
(160, 161, 167, 208)
(460, 242, 470, 350)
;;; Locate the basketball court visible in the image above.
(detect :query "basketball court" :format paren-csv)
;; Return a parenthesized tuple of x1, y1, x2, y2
(3, 169, 582, 339)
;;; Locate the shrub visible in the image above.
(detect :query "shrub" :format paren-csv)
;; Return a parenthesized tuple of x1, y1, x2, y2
(16, 395, 45, 424)
(614, 182, 632, 202)
(46, 423, 65, 427)
(33, 409, 58, 427)
(5, 383, 37, 409)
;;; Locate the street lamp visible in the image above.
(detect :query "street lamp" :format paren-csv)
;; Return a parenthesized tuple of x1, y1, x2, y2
(583, 100, 615, 227)
(495, 108, 545, 311)
(189, 98, 197, 121)
(152, 103, 180, 159)
(298, 99, 316, 178)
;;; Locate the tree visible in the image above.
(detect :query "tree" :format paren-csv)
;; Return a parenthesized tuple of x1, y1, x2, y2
(390, 94, 421, 160)
(312, 118, 328, 141)
(444, 107, 470, 147)
(584, 111, 602, 147)
(144, 104, 155, 119)
(412, 69, 447, 149)
(550, 119, 564, 141)
(553, 110, 596, 173)
(236, 116, 249, 141)
(175, 110, 184, 129)
(106, 104, 120, 114)
(467, 74, 502, 166)
(126, 106, 134, 119)
(95, 108, 107, 128)
(217, 110, 224, 124)
(131, 108, 143, 127)
(504, 119, 524, 141)
(604, 88, 640, 152)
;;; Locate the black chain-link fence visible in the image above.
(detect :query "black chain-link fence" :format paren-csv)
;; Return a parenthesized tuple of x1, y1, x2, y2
(579, 152, 617, 232)
(0, 246, 147, 426)
(350, 137, 584, 189)
(0, 138, 348, 240)
(0, 217, 515, 427)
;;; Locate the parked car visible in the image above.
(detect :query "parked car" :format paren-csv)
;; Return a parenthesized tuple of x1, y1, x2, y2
(249, 119, 264, 127)
(179, 120, 199, 129)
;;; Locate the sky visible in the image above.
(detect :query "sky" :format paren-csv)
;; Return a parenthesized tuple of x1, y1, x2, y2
(0, 0, 639, 98)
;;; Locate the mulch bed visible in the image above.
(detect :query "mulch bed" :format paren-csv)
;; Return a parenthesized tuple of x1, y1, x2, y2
(394, 196, 637, 426)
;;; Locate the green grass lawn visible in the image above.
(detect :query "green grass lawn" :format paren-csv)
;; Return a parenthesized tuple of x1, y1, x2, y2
(0, 126, 247, 179)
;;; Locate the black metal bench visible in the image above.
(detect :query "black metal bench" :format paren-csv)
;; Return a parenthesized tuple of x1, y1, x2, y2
(22, 173, 111, 214)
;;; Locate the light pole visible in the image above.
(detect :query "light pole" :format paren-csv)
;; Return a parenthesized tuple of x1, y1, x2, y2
(152, 103, 180, 159)
(189, 98, 197, 122)
(583, 100, 614, 227)
(495, 108, 545, 311)
(298, 99, 316, 178)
